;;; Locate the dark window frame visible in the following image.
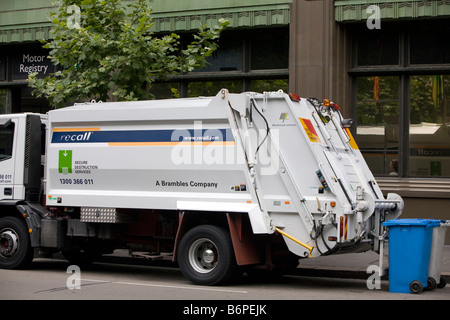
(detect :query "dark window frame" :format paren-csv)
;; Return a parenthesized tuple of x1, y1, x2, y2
(0, 120, 15, 162)
(152, 27, 289, 98)
(349, 21, 450, 178)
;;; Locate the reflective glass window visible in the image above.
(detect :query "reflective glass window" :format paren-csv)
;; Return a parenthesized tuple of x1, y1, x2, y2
(409, 75, 450, 177)
(356, 76, 399, 175)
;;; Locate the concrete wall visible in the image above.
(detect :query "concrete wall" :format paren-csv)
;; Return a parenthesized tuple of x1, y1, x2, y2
(400, 197, 450, 244)
(289, 0, 351, 117)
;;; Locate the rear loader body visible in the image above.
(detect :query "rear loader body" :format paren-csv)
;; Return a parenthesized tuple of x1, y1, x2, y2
(0, 89, 402, 285)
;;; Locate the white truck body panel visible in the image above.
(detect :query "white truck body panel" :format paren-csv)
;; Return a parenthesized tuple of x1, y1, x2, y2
(45, 90, 403, 258)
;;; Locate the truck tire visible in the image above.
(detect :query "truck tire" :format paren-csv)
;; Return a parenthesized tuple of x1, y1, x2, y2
(178, 225, 238, 286)
(0, 216, 33, 269)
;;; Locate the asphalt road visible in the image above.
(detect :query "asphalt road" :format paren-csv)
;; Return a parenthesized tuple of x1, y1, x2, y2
(1, 258, 449, 304)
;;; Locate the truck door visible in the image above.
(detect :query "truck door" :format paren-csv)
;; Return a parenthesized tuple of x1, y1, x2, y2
(0, 118, 16, 200)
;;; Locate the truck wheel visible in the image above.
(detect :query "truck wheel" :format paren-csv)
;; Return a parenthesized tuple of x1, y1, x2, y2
(0, 216, 33, 269)
(178, 225, 238, 286)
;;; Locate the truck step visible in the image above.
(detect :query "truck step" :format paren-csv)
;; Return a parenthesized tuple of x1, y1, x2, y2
(131, 252, 173, 261)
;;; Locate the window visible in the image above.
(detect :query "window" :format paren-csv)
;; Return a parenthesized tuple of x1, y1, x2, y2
(149, 82, 180, 99)
(0, 54, 5, 81)
(0, 121, 14, 161)
(250, 30, 289, 70)
(351, 21, 450, 179)
(355, 76, 399, 175)
(410, 27, 450, 65)
(193, 28, 289, 72)
(249, 79, 288, 93)
(153, 28, 289, 99)
(0, 89, 6, 114)
(188, 80, 243, 97)
(355, 30, 399, 66)
(192, 33, 243, 72)
(409, 75, 450, 177)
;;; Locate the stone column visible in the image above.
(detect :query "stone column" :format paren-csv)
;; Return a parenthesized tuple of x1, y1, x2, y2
(289, 0, 351, 116)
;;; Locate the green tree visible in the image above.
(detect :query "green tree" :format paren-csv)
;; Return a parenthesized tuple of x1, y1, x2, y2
(28, 0, 228, 107)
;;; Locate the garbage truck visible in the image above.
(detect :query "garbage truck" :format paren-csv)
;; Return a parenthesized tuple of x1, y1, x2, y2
(0, 89, 403, 285)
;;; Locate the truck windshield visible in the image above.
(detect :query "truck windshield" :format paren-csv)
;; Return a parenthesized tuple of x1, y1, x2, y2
(0, 122, 14, 161)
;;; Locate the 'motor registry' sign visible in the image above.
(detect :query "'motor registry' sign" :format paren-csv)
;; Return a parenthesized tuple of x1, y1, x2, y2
(12, 48, 54, 80)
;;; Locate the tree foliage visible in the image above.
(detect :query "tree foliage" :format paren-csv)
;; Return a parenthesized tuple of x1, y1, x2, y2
(28, 0, 229, 107)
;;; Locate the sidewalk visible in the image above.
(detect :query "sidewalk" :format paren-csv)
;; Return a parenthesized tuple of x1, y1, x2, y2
(294, 245, 450, 282)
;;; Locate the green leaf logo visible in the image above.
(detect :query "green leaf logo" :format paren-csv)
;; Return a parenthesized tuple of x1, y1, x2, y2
(58, 150, 72, 174)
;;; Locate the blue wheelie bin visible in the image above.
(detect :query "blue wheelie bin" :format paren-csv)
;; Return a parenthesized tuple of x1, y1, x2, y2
(383, 219, 441, 294)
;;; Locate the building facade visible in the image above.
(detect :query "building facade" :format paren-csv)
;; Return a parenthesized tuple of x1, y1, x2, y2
(1, 0, 449, 241)
(0, 0, 291, 112)
(292, 0, 450, 242)
(334, 1, 450, 242)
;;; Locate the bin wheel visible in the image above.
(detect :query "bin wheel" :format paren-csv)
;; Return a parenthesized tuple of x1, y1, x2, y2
(426, 277, 437, 291)
(409, 281, 423, 294)
(437, 276, 447, 289)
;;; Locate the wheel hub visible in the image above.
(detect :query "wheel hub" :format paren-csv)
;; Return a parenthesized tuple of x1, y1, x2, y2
(0, 230, 19, 258)
(202, 248, 215, 264)
(189, 238, 218, 274)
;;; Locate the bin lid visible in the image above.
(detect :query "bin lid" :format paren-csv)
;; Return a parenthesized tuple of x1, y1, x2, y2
(383, 219, 441, 228)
